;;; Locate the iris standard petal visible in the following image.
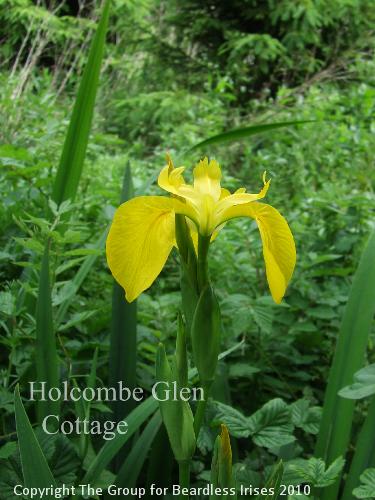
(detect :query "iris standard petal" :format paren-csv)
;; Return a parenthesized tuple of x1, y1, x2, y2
(158, 155, 186, 196)
(220, 202, 296, 303)
(193, 157, 222, 202)
(106, 196, 194, 302)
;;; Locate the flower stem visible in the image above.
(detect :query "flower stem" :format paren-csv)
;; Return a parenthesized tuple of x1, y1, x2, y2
(197, 234, 210, 291)
(194, 381, 212, 438)
(178, 460, 190, 498)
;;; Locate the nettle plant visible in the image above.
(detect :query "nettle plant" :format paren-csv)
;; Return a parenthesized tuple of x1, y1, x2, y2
(105, 155, 296, 492)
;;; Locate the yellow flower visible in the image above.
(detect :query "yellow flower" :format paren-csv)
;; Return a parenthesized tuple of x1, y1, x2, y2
(106, 156, 296, 304)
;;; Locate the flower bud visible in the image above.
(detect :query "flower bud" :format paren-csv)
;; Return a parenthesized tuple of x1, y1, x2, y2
(211, 425, 233, 498)
(155, 344, 196, 462)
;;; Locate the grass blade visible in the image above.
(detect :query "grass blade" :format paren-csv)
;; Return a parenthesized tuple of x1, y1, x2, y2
(35, 242, 59, 423)
(115, 411, 162, 488)
(315, 229, 375, 500)
(82, 396, 158, 485)
(189, 120, 313, 150)
(14, 386, 57, 496)
(342, 396, 375, 499)
(52, 0, 111, 204)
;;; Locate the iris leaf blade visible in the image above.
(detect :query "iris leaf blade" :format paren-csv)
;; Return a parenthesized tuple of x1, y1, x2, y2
(14, 386, 57, 497)
(52, 0, 111, 204)
(189, 120, 314, 150)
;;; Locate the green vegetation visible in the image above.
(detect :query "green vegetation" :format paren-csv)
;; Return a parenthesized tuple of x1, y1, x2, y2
(0, 1, 374, 498)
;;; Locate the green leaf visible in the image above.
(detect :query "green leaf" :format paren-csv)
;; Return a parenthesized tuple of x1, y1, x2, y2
(248, 399, 295, 449)
(342, 397, 375, 499)
(213, 399, 294, 449)
(81, 396, 158, 485)
(189, 120, 314, 150)
(114, 411, 162, 488)
(289, 456, 345, 488)
(14, 387, 57, 496)
(52, 0, 111, 204)
(339, 365, 375, 400)
(291, 399, 322, 435)
(315, 230, 375, 500)
(0, 433, 79, 499)
(213, 402, 250, 438)
(191, 285, 221, 385)
(229, 363, 260, 379)
(0, 453, 23, 500)
(35, 243, 59, 423)
(155, 344, 196, 462)
(256, 460, 284, 499)
(353, 469, 375, 499)
(0, 442, 17, 460)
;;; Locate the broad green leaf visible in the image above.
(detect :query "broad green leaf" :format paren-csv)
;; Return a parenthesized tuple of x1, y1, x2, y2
(155, 344, 195, 462)
(14, 387, 56, 496)
(114, 411, 162, 488)
(316, 230, 375, 500)
(248, 399, 295, 449)
(213, 401, 250, 438)
(291, 399, 322, 435)
(288, 456, 345, 488)
(213, 398, 295, 449)
(353, 469, 375, 499)
(189, 120, 313, 150)
(339, 364, 375, 400)
(81, 396, 158, 485)
(342, 397, 375, 499)
(52, 0, 111, 204)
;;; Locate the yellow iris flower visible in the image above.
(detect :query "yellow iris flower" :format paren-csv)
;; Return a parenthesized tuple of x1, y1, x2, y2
(106, 156, 296, 304)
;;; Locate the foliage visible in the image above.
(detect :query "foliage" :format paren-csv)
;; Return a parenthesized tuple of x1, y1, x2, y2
(0, 0, 374, 498)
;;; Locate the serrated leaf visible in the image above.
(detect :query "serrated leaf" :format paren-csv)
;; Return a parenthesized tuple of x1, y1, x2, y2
(353, 468, 375, 499)
(0, 454, 23, 500)
(339, 364, 375, 400)
(291, 399, 322, 434)
(288, 456, 345, 488)
(212, 402, 251, 438)
(0, 291, 15, 316)
(248, 399, 295, 449)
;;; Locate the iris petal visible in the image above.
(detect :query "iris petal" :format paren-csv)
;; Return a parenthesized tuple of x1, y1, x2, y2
(215, 178, 270, 225)
(220, 202, 296, 303)
(193, 157, 222, 202)
(106, 196, 195, 302)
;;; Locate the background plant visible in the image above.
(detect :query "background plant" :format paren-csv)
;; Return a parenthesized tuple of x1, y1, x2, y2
(0, 0, 374, 499)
